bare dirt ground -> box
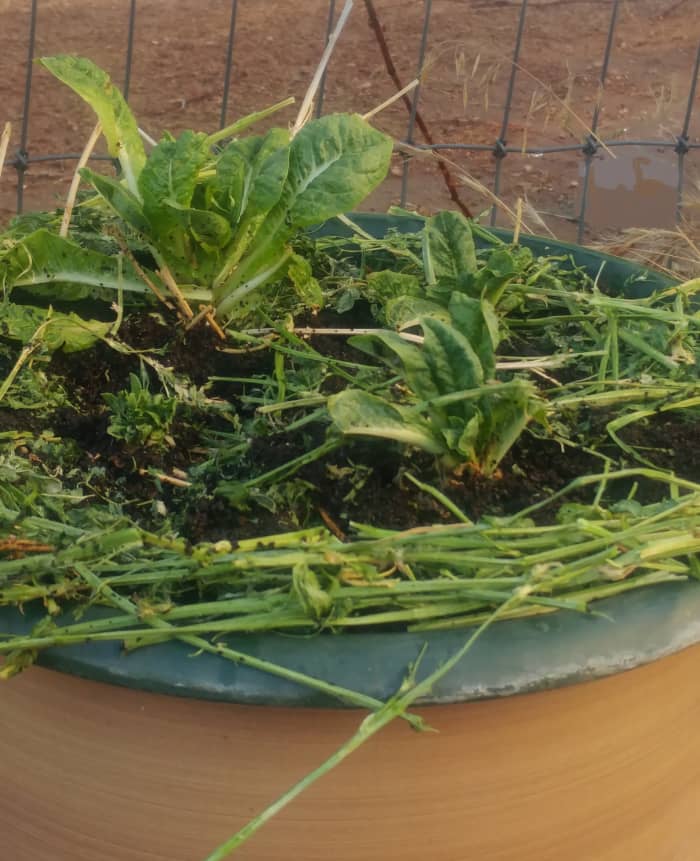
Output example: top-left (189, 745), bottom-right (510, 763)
top-left (0, 0), bottom-right (698, 243)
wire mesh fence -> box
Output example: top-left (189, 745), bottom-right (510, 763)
top-left (1, 0), bottom-right (699, 244)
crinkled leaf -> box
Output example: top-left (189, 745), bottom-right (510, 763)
top-left (439, 413), bottom-right (481, 465)
top-left (349, 330), bottom-right (440, 401)
top-left (39, 55), bottom-right (146, 194)
top-left (139, 130), bottom-right (210, 213)
top-left (366, 270), bottom-right (421, 302)
top-left (287, 114), bottom-right (393, 227)
top-left (211, 130), bottom-right (292, 295)
top-left (188, 208), bottom-right (233, 251)
top-left (292, 562), bottom-right (332, 620)
top-left (138, 131), bottom-right (211, 266)
top-left (288, 253), bottom-right (323, 309)
top-left (215, 128), bottom-right (291, 226)
top-left (164, 201), bottom-right (233, 252)
top-left (328, 389), bottom-right (443, 454)
top-left (385, 295), bottom-right (450, 331)
top-left (447, 293), bottom-right (498, 378)
top-left (423, 210), bottom-right (477, 287)
top-left (420, 317), bottom-right (484, 400)
top-left (473, 248), bottom-right (519, 305)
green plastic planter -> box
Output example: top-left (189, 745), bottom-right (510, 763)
top-left (1, 216), bottom-right (699, 861)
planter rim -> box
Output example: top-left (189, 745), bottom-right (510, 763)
top-left (2, 214), bottom-right (692, 707)
top-left (2, 583), bottom-right (700, 706)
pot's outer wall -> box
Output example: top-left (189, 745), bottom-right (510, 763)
top-left (0, 215), bottom-right (694, 706)
top-left (2, 648), bottom-right (700, 861)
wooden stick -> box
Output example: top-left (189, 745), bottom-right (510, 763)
top-left (362, 79), bottom-right (419, 122)
top-left (292, 0), bottom-right (354, 137)
top-left (0, 122), bottom-right (11, 181)
top-left (111, 232), bottom-right (173, 308)
top-left (157, 260), bottom-right (195, 320)
top-left (187, 304), bottom-right (227, 341)
top-left (60, 122), bottom-right (103, 238)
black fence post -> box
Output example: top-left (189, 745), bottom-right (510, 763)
top-left (576, 0), bottom-right (620, 244)
top-left (220, 0), bottom-right (239, 130)
top-left (490, 0), bottom-right (528, 226)
top-left (15, 0), bottom-right (39, 214)
top-left (675, 41), bottom-right (700, 224)
top-left (400, 0), bottom-right (433, 208)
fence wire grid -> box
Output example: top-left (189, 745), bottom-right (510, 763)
top-left (2, 0), bottom-right (700, 243)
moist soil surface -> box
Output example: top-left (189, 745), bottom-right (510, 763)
top-left (2, 307), bottom-right (696, 545)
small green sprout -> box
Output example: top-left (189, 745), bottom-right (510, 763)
top-left (103, 372), bottom-right (177, 449)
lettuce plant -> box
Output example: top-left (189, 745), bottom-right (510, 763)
top-left (0, 56), bottom-right (393, 326)
top-left (328, 294), bottom-right (543, 476)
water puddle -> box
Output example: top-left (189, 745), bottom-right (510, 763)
top-left (580, 146), bottom-right (679, 231)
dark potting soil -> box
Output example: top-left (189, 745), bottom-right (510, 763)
top-left (3, 309), bottom-right (698, 544)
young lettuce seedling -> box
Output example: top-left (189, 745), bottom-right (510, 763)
top-left (103, 372), bottom-right (177, 449)
top-left (328, 294), bottom-right (543, 476)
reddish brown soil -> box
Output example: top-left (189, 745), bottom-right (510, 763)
top-left (1, 0), bottom-right (699, 241)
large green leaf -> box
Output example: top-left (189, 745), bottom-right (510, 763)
top-left (420, 317), bottom-right (484, 400)
top-left (328, 389), bottom-right (443, 454)
top-left (137, 130), bottom-right (211, 271)
top-left (212, 130), bottom-right (292, 292)
top-left (446, 293), bottom-right (498, 379)
top-left (349, 330), bottom-right (441, 402)
top-left (139, 131), bottom-right (211, 213)
top-left (213, 116), bottom-right (390, 320)
top-left (39, 55), bottom-right (145, 195)
top-left (215, 128), bottom-right (291, 227)
top-left (0, 229), bottom-right (155, 298)
top-left (423, 210), bottom-right (477, 288)
top-left (287, 115), bottom-right (393, 227)
top-left (477, 382), bottom-right (537, 476)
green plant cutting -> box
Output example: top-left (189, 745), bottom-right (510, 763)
top-left (1, 55), bottom-right (700, 860)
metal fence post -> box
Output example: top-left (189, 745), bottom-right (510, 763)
top-left (400, 0), bottom-right (433, 208)
top-left (15, 0), bottom-right (39, 214)
top-left (490, 0), bottom-right (528, 226)
top-left (576, 0), bottom-right (620, 243)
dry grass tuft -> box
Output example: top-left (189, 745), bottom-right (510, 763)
top-left (593, 221), bottom-right (700, 281)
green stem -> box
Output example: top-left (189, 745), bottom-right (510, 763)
top-left (244, 438), bottom-right (341, 488)
top-left (72, 565), bottom-right (427, 728)
top-left (206, 98), bottom-right (295, 147)
top-left (403, 472), bottom-right (473, 524)
top-left (202, 594), bottom-right (522, 860)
